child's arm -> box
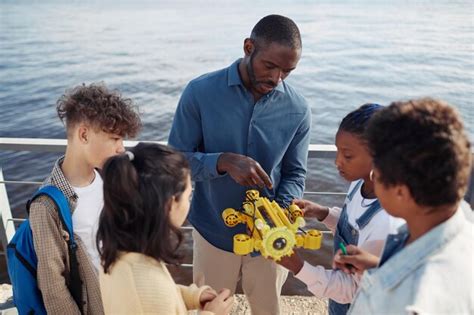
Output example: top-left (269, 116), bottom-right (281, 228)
top-left (333, 245), bottom-right (380, 275)
top-left (278, 247), bottom-right (375, 304)
top-left (289, 257), bottom-right (360, 304)
top-left (178, 285), bottom-right (233, 314)
top-left (178, 283), bottom-right (211, 310)
top-left (293, 199), bottom-right (342, 233)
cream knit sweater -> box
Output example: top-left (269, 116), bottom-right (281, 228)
top-left (100, 252), bottom-right (214, 315)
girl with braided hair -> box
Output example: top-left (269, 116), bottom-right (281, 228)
top-left (277, 104), bottom-right (404, 315)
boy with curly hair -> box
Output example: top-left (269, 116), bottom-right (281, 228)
top-left (333, 98), bottom-right (473, 314)
top-left (29, 83), bottom-right (141, 314)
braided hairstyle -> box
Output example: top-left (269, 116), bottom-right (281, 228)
top-left (338, 103), bottom-right (383, 141)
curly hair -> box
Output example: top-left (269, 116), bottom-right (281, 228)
top-left (56, 83), bottom-right (141, 138)
top-left (366, 98), bottom-right (472, 208)
top-left (97, 143), bottom-right (190, 273)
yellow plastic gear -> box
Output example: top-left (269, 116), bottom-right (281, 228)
top-left (222, 208), bottom-right (241, 227)
top-left (233, 234), bottom-right (254, 255)
top-left (288, 204), bottom-right (303, 222)
top-left (260, 227), bottom-right (296, 261)
top-left (303, 229), bottom-right (322, 250)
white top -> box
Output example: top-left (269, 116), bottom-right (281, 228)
top-left (72, 169), bottom-right (103, 271)
top-left (295, 181), bottom-right (405, 304)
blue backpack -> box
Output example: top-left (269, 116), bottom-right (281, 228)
top-left (6, 186), bottom-right (83, 315)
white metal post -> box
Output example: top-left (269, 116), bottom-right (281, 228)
top-left (0, 167), bottom-right (15, 253)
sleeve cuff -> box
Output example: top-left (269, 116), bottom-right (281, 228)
top-left (321, 206), bottom-right (341, 232)
top-left (295, 261), bottom-right (316, 282)
top-left (194, 285), bottom-right (212, 310)
top-left (294, 261), bottom-right (327, 298)
top-left (204, 152), bottom-right (226, 178)
top-left (179, 284), bottom-right (211, 310)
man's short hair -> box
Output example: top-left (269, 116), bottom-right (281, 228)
top-left (56, 83), bottom-right (141, 138)
top-left (251, 14), bottom-right (302, 49)
top-left (366, 98), bottom-right (472, 208)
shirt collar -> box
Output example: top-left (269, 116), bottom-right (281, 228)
top-left (227, 58), bottom-right (286, 94)
top-left (366, 208), bottom-right (468, 290)
top-left (43, 156), bottom-right (78, 205)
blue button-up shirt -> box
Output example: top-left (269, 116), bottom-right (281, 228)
top-left (349, 207), bottom-right (474, 314)
top-left (168, 59), bottom-right (311, 252)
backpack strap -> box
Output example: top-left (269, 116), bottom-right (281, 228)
top-left (32, 186), bottom-right (83, 314)
top-left (33, 186), bottom-right (75, 243)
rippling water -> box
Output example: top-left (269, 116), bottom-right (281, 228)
top-left (1, 0), bottom-right (473, 294)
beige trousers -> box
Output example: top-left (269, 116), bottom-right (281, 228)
top-left (192, 229), bottom-right (288, 315)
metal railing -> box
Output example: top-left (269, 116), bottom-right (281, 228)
top-left (0, 138), bottom-right (345, 268)
top-left (1, 137), bottom-right (473, 266)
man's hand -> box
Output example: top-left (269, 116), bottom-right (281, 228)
top-left (332, 245), bottom-right (380, 275)
top-left (277, 251), bottom-right (304, 275)
top-left (217, 153), bottom-right (273, 189)
top-left (293, 199), bottom-right (329, 221)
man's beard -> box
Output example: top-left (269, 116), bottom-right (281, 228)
top-left (246, 52), bottom-right (277, 93)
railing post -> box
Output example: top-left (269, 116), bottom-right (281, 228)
top-left (466, 166), bottom-right (474, 208)
top-left (0, 167), bottom-right (15, 259)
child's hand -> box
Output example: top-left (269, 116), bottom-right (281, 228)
top-left (332, 245), bottom-right (380, 275)
top-left (199, 288), bottom-right (217, 307)
top-left (277, 251), bottom-right (304, 275)
top-left (203, 288), bottom-right (234, 315)
top-left (293, 199), bottom-right (329, 221)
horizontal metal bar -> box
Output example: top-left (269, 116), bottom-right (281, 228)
top-left (7, 219), bottom-right (334, 235)
top-left (179, 263), bottom-right (193, 268)
top-left (7, 218), bottom-right (26, 223)
top-left (0, 138), bottom-right (337, 158)
top-left (0, 180), bottom-right (42, 185)
top-left (304, 191), bottom-right (346, 196)
top-left (0, 180), bottom-right (346, 197)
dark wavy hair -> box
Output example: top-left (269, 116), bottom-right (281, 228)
top-left (366, 98), bottom-right (472, 208)
top-left (97, 142), bottom-right (190, 273)
top-left (57, 82), bottom-right (141, 138)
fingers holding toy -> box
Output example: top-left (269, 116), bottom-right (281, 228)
top-left (332, 244), bottom-right (380, 275)
top-left (217, 153), bottom-right (273, 189)
top-left (292, 199), bottom-right (329, 221)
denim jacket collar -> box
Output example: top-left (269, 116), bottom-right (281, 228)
top-left (227, 58), bottom-right (285, 93)
top-left (365, 208), bottom-right (467, 290)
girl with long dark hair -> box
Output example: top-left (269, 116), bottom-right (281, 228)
top-left (97, 143), bottom-right (233, 315)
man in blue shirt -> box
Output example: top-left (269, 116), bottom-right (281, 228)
top-left (168, 15), bottom-right (311, 314)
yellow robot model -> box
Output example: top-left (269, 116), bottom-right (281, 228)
top-left (222, 190), bottom-right (322, 261)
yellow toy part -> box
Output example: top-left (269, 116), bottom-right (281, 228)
top-left (221, 190), bottom-right (323, 261)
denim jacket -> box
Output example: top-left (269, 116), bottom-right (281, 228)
top-left (349, 207), bottom-right (473, 314)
